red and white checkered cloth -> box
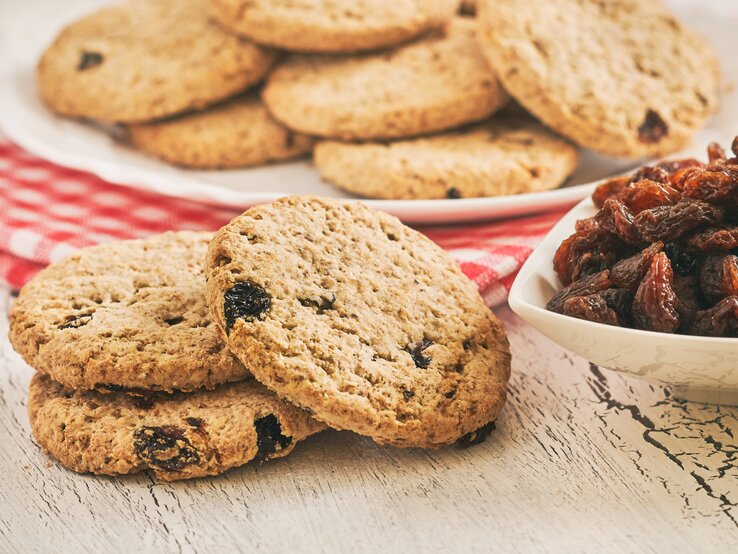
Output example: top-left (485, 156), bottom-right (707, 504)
top-left (0, 140), bottom-right (567, 306)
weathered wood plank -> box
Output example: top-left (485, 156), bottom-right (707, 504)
top-left (0, 287), bottom-right (735, 552)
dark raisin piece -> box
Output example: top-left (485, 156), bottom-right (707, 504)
top-left (688, 226), bottom-right (738, 252)
top-left (674, 275), bottom-right (702, 333)
top-left (164, 316), bottom-right (184, 326)
top-left (59, 314), bottom-right (93, 330)
top-left (186, 417), bottom-right (204, 428)
top-left (553, 227), bottom-right (622, 285)
top-left (403, 338), bottom-right (433, 368)
top-left (700, 254), bottom-right (738, 305)
top-left (610, 242), bottom-right (663, 291)
top-left (444, 388), bottom-right (457, 399)
top-left (621, 180), bottom-right (680, 214)
top-left (657, 158), bottom-right (703, 177)
top-left (634, 200), bottom-right (722, 242)
top-left (457, 421), bottom-right (496, 448)
top-left (595, 199), bottom-right (642, 245)
top-left (681, 164), bottom-right (738, 204)
top-left (78, 51), bottom-right (103, 71)
top-left (707, 142), bottom-right (727, 162)
top-left (560, 294), bottom-right (621, 326)
top-left (298, 293), bottom-right (335, 313)
top-left (546, 270), bottom-right (613, 313)
top-left (223, 281), bottom-right (271, 332)
top-left (446, 187), bottom-right (462, 199)
top-left (638, 109), bottom-right (668, 144)
top-left (632, 252), bottom-right (680, 333)
top-left (133, 426), bottom-right (200, 471)
top-left (402, 389), bottom-right (415, 401)
top-left (462, 339), bottom-right (472, 351)
top-left (629, 166), bottom-right (669, 185)
top-left (600, 288), bottom-right (634, 325)
top-left (663, 242), bottom-right (699, 276)
top-left (253, 415), bottom-right (292, 463)
top-left (592, 176), bottom-right (630, 209)
top-left (691, 296), bottom-right (738, 336)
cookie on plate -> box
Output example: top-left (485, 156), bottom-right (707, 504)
top-left (205, 197), bottom-right (512, 448)
top-left (29, 373), bottom-right (325, 481)
top-left (314, 116), bottom-right (579, 199)
top-left (262, 19), bottom-right (508, 140)
top-left (37, 0), bottom-right (277, 123)
top-left (127, 94), bottom-right (314, 169)
top-left (207, 0), bottom-right (456, 53)
top-left (9, 232), bottom-right (249, 393)
top-left (477, 0), bottom-right (719, 158)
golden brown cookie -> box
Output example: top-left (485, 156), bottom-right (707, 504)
top-left (127, 94), bottom-right (314, 169)
top-left (9, 232), bottom-right (249, 393)
top-left (314, 116), bottom-right (580, 199)
top-left (205, 197), bottom-right (511, 448)
top-left (29, 373), bottom-right (325, 481)
top-left (477, 0), bottom-right (719, 158)
top-left (37, 0), bottom-right (277, 123)
top-left (262, 19), bottom-right (508, 140)
top-left (207, 0), bottom-right (456, 53)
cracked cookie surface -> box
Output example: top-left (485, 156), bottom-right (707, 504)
top-left (28, 373), bottom-right (325, 481)
top-left (205, 196), bottom-right (511, 448)
top-left (37, 0), bottom-right (276, 122)
top-left (9, 231), bottom-right (249, 392)
top-left (477, 0), bottom-right (719, 158)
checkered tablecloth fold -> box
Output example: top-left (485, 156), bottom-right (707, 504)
top-left (0, 141), bottom-right (566, 304)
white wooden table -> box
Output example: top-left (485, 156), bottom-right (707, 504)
top-left (1, 288), bottom-right (736, 552)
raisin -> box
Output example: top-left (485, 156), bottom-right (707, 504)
top-left (58, 313), bottom-right (93, 330)
top-left (186, 417), bottom-right (204, 428)
top-left (691, 296), bottom-right (738, 337)
top-left (78, 51), bottom-right (103, 71)
top-left (457, 421), bottom-right (496, 448)
top-left (674, 275), bottom-right (702, 333)
top-left (610, 242), bottom-right (663, 291)
top-left (700, 254), bottom-right (738, 305)
top-left (164, 316), bottom-right (184, 326)
top-left (446, 187), bottom-right (462, 199)
top-left (553, 227), bottom-right (622, 285)
top-left (546, 270), bottom-right (612, 313)
top-left (707, 142), bottom-right (727, 162)
top-left (632, 253), bottom-right (680, 333)
top-left (592, 176), bottom-right (630, 209)
top-left (561, 294), bottom-right (621, 326)
top-left (681, 164), bottom-right (738, 204)
top-left (638, 109), bottom-right (668, 144)
top-left (630, 166), bottom-right (669, 185)
top-left (253, 415), bottom-right (292, 463)
top-left (298, 293), bottom-right (335, 313)
top-left (621, 180), bottom-right (680, 213)
top-left (403, 338), bottom-right (433, 368)
top-left (657, 158), bottom-right (702, 175)
top-left (600, 288), bottom-right (634, 325)
top-left (634, 200), bottom-right (722, 242)
top-left (688, 226), bottom-right (738, 252)
top-left (595, 199), bottom-right (642, 245)
top-left (663, 242), bottom-right (699, 276)
top-left (223, 281), bottom-right (271, 332)
top-left (133, 426), bottom-right (200, 471)
top-left (402, 389), bottom-right (415, 401)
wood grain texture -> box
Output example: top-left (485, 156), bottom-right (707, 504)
top-left (0, 287), bottom-right (736, 552)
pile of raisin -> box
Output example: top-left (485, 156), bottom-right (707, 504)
top-left (547, 137), bottom-right (738, 337)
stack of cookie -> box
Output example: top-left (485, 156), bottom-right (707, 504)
top-left (9, 197), bottom-right (512, 481)
top-left (36, 0), bottom-right (719, 200)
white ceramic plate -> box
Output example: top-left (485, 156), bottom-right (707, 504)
top-left (509, 197), bottom-right (738, 406)
top-left (0, 0), bottom-right (736, 223)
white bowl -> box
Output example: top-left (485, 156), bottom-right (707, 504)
top-left (509, 197), bottom-right (738, 406)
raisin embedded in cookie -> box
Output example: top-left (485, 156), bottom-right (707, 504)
top-left (314, 115), bottom-right (580, 199)
top-left (127, 94), bottom-right (314, 169)
top-left (37, 0), bottom-right (277, 123)
top-left (477, 0), bottom-right (719, 158)
top-left (262, 18), bottom-right (508, 141)
top-left (9, 232), bottom-right (250, 393)
top-left (28, 374), bottom-right (325, 481)
top-left (205, 196), bottom-right (512, 448)
top-left (207, 0), bottom-right (456, 53)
